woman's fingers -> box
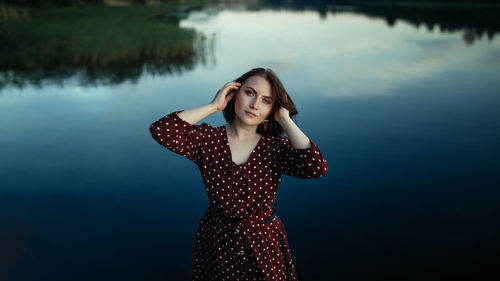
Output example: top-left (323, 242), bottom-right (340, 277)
top-left (220, 83), bottom-right (240, 99)
top-left (225, 91), bottom-right (235, 101)
top-left (224, 82), bottom-right (241, 94)
top-left (274, 106), bottom-right (290, 123)
top-left (212, 82), bottom-right (241, 111)
top-left (217, 82), bottom-right (239, 97)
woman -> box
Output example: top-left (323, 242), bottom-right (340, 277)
top-left (150, 68), bottom-right (328, 280)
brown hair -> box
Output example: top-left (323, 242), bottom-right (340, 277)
top-left (223, 68), bottom-right (298, 136)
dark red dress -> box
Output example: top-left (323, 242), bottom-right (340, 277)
top-left (150, 111), bottom-right (328, 281)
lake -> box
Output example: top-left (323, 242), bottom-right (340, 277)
top-left (1, 1), bottom-right (499, 280)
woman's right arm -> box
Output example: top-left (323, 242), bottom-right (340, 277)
top-left (149, 81), bottom-right (240, 163)
top-left (178, 81), bottom-right (241, 124)
top-left (149, 110), bottom-right (204, 163)
top-left (176, 103), bottom-right (218, 125)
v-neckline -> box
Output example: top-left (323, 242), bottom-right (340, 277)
top-left (223, 125), bottom-right (264, 166)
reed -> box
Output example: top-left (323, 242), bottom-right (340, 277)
top-left (0, 4), bottom-right (207, 89)
top-left (0, 4), bottom-right (31, 22)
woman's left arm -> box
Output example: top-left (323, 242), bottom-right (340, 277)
top-left (275, 107), bottom-right (328, 178)
top-left (276, 108), bottom-right (311, 149)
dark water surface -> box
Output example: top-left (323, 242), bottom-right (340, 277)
top-left (1, 1), bottom-right (500, 281)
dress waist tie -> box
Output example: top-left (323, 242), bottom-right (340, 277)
top-left (207, 205), bottom-right (276, 227)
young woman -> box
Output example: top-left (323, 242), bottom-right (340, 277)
top-left (150, 68), bottom-right (328, 280)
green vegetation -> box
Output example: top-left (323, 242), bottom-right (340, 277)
top-left (0, 3), bottom-right (206, 89)
top-left (0, 4), bottom-right (31, 22)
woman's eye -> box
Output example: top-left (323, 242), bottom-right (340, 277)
top-left (263, 99), bottom-right (271, 104)
top-left (246, 91), bottom-right (253, 96)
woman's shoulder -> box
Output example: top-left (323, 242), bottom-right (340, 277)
top-left (196, 123), bottom-right (226, 139)
top-left (265, 134), bottom-right (316, 152)
top-left (261, 133), bottom-right (288, 150)
top-left (267, 134), bottom-right (287, 143)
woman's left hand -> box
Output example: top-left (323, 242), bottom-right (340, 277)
top-left (274, 106), bottom-right (290, 125)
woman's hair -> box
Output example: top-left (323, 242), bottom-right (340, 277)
top-left (223, 68), bottom-right (298, 136)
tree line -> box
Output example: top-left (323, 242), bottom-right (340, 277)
top-left (1, 0), bottom-right (177, 7)
top-left (5, 0), bottom-right (500, 8)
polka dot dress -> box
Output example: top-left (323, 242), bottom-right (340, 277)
top-left (150, 111), bottom-right (328, 280)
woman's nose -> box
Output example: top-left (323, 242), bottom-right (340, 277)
top-left (250, 97), bottom-right (261, 109)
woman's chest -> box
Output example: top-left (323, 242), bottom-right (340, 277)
top-left (200, 134), bottom-right (280, 182)
top-left (227, 137), bottom-right (261, 165)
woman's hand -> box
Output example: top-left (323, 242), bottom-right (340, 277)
top-left (274, 106), bottom-right (291, 125)
top-left (211, 82), bottom-right (241, 112)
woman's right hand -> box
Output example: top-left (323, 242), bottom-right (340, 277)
top-left (211, 82), bottom-right (241, 112)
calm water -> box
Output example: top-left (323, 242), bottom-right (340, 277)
top-left (1, 2), bottom-right (500, 281)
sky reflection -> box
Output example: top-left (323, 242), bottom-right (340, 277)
top-left (179, 9), bottom-right (500, 98)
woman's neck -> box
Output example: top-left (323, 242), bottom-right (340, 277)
top-left (227, 120), bottom-right (260, 141)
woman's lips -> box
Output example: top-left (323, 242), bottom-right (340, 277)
top-left (245, 111), bottom-right (257, 118)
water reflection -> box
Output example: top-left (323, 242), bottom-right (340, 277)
top-left (177, 1), bottom-right (500, 45)
top-left (350, 3), bottom-right (500, 45)
top-left (0, 5), bottom-right (209, 91)
top-left (179, 6), bottom-right (499, 98)
top-left (1, 1), bottom-right (499, 92)
top-left (1, 1), bottom-right (500, 281)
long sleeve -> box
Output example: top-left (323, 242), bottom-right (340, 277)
top-left (278, 136), bottom-right (328, 178)
top-left (149, 111), bottom-right (208, 165)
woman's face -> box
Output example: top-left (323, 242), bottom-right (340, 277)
top-left (234, 75), bottom-right (275, 127)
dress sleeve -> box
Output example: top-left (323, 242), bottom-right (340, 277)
top-left (149, 110), bottom-right (206, 164)
top-left (278, 136), bottom-right (328, 179)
